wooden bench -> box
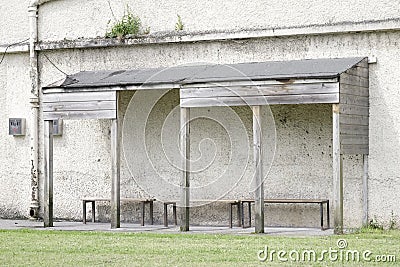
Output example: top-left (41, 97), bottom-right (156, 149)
top-left (240, 199), bottom-right (330, 230)
top-left (163, 200), bottom-right (241, 228)
top-left (82, 197), bottom-right (156, 226)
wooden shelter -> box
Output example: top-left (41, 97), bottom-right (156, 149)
top-left (42, 57), bottom-right (369, 233)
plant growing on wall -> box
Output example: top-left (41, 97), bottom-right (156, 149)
top-left (175, 14), bottom-right (184, 31)
top-left (106, 6), bottom-right (143, 39)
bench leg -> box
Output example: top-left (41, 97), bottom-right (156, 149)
top-left (92, 201), bottom-right (96, 223)
top-left (229, 203), bottom-right (233, 228)
top-left (320, 203), bottom-right (324, 230)
top-left (173, 204), bottom-right (177, 225)
top-left (141, 202), bottom-right (145, 226)
top-left (83, 201), bottom-right (87, 224)
top-left (248, 202), bottom-right (252, 227)
top-left (241, 202), bottom-right (252, 228)
top-left (237, 203), bottom-right (241, 227)
top-left (327, 201), bottom-right (330, 229)
top-left (150, 201), bottom-right (154, 225)
top-left (164, 203), bottom-right (168, 227)
top-left (241, 202), bottom-right (244, 228)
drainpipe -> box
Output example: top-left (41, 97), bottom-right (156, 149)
top-left (28, 0), bottom-right (55, 219)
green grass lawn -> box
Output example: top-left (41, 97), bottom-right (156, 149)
top-left (0, 229), bottom-right (398, 266)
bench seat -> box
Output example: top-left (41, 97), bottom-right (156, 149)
top-left (82, 197), bottom-right (156, 226)
top-left (163, 200), bottom-right (241, 228)
top-left (240, 198), bottom-right (330, 230)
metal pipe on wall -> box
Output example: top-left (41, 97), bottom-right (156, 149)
top-left (28, 0), bottom-right (56, 219)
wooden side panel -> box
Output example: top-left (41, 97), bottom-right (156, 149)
top-left (339, 58), bottom-right (369, 155)
top-left (42, 91), bottom-right (117, 120)
top-left (180, 81), bottom-right (339, 107)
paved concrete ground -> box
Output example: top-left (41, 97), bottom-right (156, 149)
top-left (0, 219), bottom-right (333, 236)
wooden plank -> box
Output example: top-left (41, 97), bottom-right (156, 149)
top-left (340, 84), bottom-right (369, 97)
top-left (42, 91), bottom-right (116, 103)
top-left (340, 124), bottom-right (369, 135)
top-left (341, 144), bottom-right (369, 155)
top-left (345, 66), bottom-right (369, 78)
top-left (362, 155), bottom-right (369, 225)
top-left (180, 107), bottom-right (190, 232)
top-left (357, 58), bottom-right (369, 68)
top-left (181, 78), bottom-right (339, 89)
top-left (341, 135), bottom-right (369, 145)
top-left (340, 114), bottom-right (369, 126)
top-left (43, 109), bottom-right (116, 120)
top-left (340, 94), bottom-right (369, 106)
top-left (252, 106), bottom-right (264, 233)
top-left (110, 117), bottom-right (120, 229)
top-left (340, 73), bottom-right (369, 88)
top-left (43, 100), bottom-right (116, 112)
top-left (180, 93), bottom-right (339, 107)
top-left (43, 120), bottom-right (54, 227)
top-left (332, 104), bottom-right (343, 234)
top-left (340, 104), bottom-right (369, 116)
top-left (180, 82), bottom-right (339, 98)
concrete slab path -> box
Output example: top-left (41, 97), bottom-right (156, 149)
top-left (0, 219), bottom-right (333, 236)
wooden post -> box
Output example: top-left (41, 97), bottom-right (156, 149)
top-left (252, 106), bottom-right (264, 233)
top-left (111, 118), bottom-right (120, 229)
top-left (44, 120), bottom-right (53, 227)
top-left (332, 104), bottom-right (343, 234)
top-left (362, 154), bottom-right (369, 225)
top-left (180, 107), bottom-right (190, 231)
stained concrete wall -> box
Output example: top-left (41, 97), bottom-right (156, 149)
top-left (0, 54), bottom-right (31, 218)
top-left (0, 0), bottom-right (399, 228)
top-left (2, 0), bottom-right (400, 45)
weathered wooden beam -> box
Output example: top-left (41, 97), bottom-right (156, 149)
top-left (42, 100), bottom-right (116, 112)
top-left (339, 94), bottom-right (369, 106)
top-left (252, 106), bottom-right (264, 234)
top-left (42, 91), bottom-right (116, 103)
top-left (181, 78), bottom-right (338, 89)
top-left (340, 84), bottom-right (369, 97)
top-left (180, 82), bottom-right (339, 98)
top-left (339, 114), bottom-right (369, 126)
top-left (181, 93), bottom-right (339, 108)
top-left (43, 120), bottom-right (54, 227)
top-left (340, 73), bottom-right (369, 88)
top-left (332, 104), bottom-right (343, 234)
top-left (180, 107), bottom-right (190, 231)
top-left (43, 110), bottom-right (116, 120)
top-left (340, 104), bottom-right (369, 116)
top-left (110, 110), bottom-right (120, 228)
top-left (362, 155), bottom-right (369, 225)
top-left (344, 66), bottom-right (369, 78)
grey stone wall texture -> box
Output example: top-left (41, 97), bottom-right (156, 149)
top-left (0, 0), bottom-right (399, 229)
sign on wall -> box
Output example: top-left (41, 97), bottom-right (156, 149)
top-left (9, 118), bottom-right (26, 136)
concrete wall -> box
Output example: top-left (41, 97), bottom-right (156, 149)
top-left (0, 0), bottom-right (399, 228)
top-left (0, 54), bottom-right (31, 218)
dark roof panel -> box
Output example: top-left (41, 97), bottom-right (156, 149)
top-left (44, 57), bottom-right (366, 89)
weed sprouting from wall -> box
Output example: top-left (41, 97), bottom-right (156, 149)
top-left (175, 14), bottom-right (184, 31)
top-left (106, 5), bottom-right (144, 39)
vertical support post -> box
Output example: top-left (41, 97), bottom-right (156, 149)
top-left (111, 118), bottom-right (120, 229)
top-left (180, 107), bottom-right (190, 231)
top-left (252, 106), bottom-right (264, 233)
top-left (43, 120), bottom-right (53, 227)
top-left (332, 104), bottom-right (343, 234)
top-left (362, 154), bottom-right (369, 225)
